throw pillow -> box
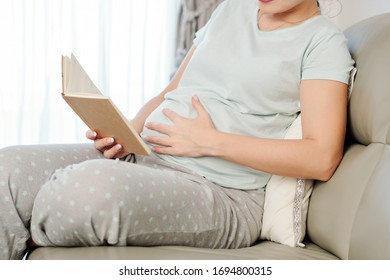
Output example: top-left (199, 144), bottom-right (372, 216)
top-left (260, 114), bottom-right (314, 247)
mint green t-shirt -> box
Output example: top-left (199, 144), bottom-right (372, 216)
top-left (142, 0), bottom-right (355, 190)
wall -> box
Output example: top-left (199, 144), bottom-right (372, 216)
top-left (330, 0), bottom-right (390, 30)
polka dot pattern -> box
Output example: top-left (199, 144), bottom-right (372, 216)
top-left (1, 144), bottom-right (265, 260)
top-left (0, 144), bottom-right (104, 259)
top-left (30, 155), bottom-right (264, 251)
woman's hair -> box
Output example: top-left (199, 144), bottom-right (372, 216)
top-left (318, 0), bottom-right (343, 17)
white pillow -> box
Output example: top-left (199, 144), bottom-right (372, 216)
top-left (260, 115), bottom-right (314, 247)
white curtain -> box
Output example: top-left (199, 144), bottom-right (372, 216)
top-left (0, 0), bottom-right (179, 148)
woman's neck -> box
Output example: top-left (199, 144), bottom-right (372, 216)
top-left (258, 2), bottom-right (320, 31)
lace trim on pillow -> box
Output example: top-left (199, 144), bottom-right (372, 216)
top-left (293, 178), bottom-right (306, 247)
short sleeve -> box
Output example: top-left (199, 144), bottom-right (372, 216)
top-left (302, 30), bottom-right (355, 84)
top-left (193, 1), bottom-right (228, 46)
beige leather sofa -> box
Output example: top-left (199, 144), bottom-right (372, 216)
top-left (14, 13), bottom-right (390, 260)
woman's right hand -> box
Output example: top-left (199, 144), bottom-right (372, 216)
top-left (86, 130), bottom-right (130, 159)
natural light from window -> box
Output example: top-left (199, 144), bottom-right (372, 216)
top-left (0, 0), bottom-right (179, 148)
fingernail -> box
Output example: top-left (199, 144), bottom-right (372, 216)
top-left (107, 138), bottom-right (114, 144)
top-left (116, 144), bottom-right (122, 150)
top-left (92, 131), bottom-right (97, 137)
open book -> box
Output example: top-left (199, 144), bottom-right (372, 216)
top-left (61, 54), bottom-right (151, 155)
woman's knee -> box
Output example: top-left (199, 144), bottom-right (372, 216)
top-left (31, 159), bottom-right (129, 246)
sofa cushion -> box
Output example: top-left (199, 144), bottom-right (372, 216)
top-left (307, 13), bottom-right (390, 260)
top-left (346, 13), bottom-right (390, 146)
top-left (27, 241), bottom-right (338, 260)
top-left (307, 144), bottom-right (385, 259)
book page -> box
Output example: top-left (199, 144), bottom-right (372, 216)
top-left (64, 92), bottom-right (108, 98)
top-left (61, 55), bottom-right (70, 93)
top-left (63, 54), bottom-right (102, 95)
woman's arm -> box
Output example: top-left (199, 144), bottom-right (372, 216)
top-left (211, 80), bottom-right (348, 181)
top-left (146, 79), bottom-right (349, 181)
top-left (86, 46), bottom-right (197, 159)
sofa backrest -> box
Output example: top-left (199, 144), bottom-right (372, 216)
top-left (306, 13), bottom-right (390, 260)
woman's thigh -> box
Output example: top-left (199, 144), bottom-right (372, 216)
top-left (31, 156), bottom-right (264, 249)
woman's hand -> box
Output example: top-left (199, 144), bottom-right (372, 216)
top-left (144, 95), bottom-right (217, 157)
top-left (86, 131), bottom-right (130, 159)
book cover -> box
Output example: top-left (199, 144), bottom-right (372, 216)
top-left (61, 54), bottom-right (151, 156)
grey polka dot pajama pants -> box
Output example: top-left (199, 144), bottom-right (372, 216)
top-left (0, 144), bottom-right (264, 259)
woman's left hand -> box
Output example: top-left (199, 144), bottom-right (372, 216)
top-left (144, 95), bottom-right (217, 157)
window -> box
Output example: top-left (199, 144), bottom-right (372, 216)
top-left (0, 0), bottom-right (179, 147)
